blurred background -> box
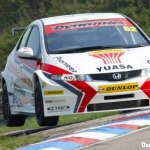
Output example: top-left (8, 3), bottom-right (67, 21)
top-left (0, 0), bottom-right (150, 79)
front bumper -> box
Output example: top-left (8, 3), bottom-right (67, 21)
top-left (38, 73), bottom-right (150, 116)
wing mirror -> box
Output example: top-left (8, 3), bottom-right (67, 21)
top-left (17, 47), bottom-right (34, 58)
top-left (17, 47), bottom-right (41, 61)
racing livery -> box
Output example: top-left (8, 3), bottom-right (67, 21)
top-left (1, 13), bottom-right (150, 126)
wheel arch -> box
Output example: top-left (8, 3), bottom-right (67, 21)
top-left (1, 71), bottom-right (6, 87)
top-left (1, 77), bottom-right (5, 88)
top-left (32, 71), bottom-right (45, 92)
top-left (1, 71), bottom-right (11, 91)
top-left (33, 72), bottom-right (39, 92)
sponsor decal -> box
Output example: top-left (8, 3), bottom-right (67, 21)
top-left (54, 57), bottom-right (77, 72)
top-left (98, 82), bottom-right (139, 94)
top-left (14, 83), bottom-right (25, 96)
top-left (8, 61), bottom-right (33, 88)
top-left (61, 74), bottom-right (76, 81)
top-left (14, 88), bottom-right (25, 96)
top-left (8, 61), bottom-right (20, 78)
top-left (12, 95), bottom-right (19, 104)
top-left (47, 106), bottom-right (70, 112)
top-left (89, 49), bottom-right (133, 72)
top-left (45, 18), bottom-right (134, 34)
top-left (96, 64), bottom-right (133, 72)
top-left (45, 99), bottom-right (66, 103)
top-left (44, 90), bottom-right (64, 95)
top-left (53, 20), bottom-right (125, 31)
top-left (89, 49), bottom-right (125, 64)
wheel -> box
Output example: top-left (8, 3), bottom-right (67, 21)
top-left (2, 83), bottom-right (27, 126)
top-left (34, 80), bottom-right (59, 126)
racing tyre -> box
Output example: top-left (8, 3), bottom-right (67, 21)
top-left (35, 80), bottom-right (59, 126)
top-left (2, 83), bottom-right (27, 126)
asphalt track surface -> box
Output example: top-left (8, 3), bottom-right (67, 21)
top-left (80, 126), bottom-right (150, 150)
top-left (15, 109), bottom-right (150, 150)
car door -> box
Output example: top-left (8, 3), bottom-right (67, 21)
top-left (15, 26), bottom-right (41, 112)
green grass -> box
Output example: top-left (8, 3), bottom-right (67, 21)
top-left (0, 112), bottom-right (118, 150)
top-left (0, 135), bottom-right (44, 150)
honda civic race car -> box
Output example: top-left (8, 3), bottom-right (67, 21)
top-left (1, 13), bottom-right (150, 127)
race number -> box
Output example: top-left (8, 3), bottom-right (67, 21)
top-left (123, 26), bottom-right (137, 32)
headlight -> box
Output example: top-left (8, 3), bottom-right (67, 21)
top-left (141, 68), bottom-right (150, 76)
top-left (43, 72), bottom-right (93, 81)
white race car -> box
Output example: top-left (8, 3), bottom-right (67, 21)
top-left (1, 13), bottom-right (150, 126)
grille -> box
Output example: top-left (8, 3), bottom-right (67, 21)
top-left (90, 70), bottom-right (141, 81)
top-left (87, 99), bottom-right (149, 111)
top-left (104, 94), bottom-right (134, 100)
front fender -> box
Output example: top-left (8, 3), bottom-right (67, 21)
top-left (1, 71), bottom-right (11, 91)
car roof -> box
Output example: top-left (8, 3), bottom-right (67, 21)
top-left (40, 13), bottom-right (126, 25)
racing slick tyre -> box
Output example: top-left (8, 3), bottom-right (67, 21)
top-left (35, 80), bottom-right (59, 126)
top-left (2, 83), bottom-right (27, 127)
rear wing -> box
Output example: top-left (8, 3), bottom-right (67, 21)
top-left (12, 27), bottom-right (26, 36)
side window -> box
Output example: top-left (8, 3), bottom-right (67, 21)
top-left (18, 27), bottom-right (32, 49)
top-left (26, 26), bottom-right (40, 56)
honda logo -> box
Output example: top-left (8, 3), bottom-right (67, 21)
top-left (112, 73), bottom-right (121, 79)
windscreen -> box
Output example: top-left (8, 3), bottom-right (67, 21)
top-left (44, 18), bottom-right (149, 54)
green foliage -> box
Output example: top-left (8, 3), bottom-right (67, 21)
top-left (0, 0), bottom-right (150, 74)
